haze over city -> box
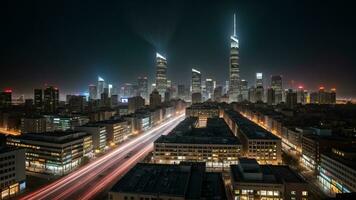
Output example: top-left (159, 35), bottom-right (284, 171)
top-left (1, 0), bottom-right (355, 99)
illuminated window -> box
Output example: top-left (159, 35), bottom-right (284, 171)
top-left (273, 191), bottom-right (279, 196)
top-left (267, 191), bottom-right (273, 196)
top-left (291, 191), bottom-right (296, 195)
top-left (302, 191), bottom-right (308, 196)
top-left (260, 190), bottom-right (266, 195)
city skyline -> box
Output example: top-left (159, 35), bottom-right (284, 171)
top-left (1, 0), bottom-right (355, 99)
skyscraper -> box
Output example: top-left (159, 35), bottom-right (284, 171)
top-left (108, 84), bottom-right (113, 97)
top-left (149, 89), bottom-right (162, 109)
top-left (256, 73), bottom-right (263, 87)
top-left (205, 78), bottom-right (214, 99)
top-left (229, 13), bottom-right (240, 102)
top-left (271, 75), bottom-right (283, 104)
top-left (34, 89), bottom-right (43, 111)
top-left (240, 79), bottom-right (249, 101)
top-left (191, 68), bottom-right (202, 94)
top-left (0, 89), bottom-right (12, 108)
top-left (44, 86), bottom-right (59, 113)
top-left (97, 76), bottom-right (105, 99)
top-left (155, 53), bottom-right (167, 98)
top-left (89, 84), bottom-right (97, 100)
top-left (137, 76), bottom-right (148, 101)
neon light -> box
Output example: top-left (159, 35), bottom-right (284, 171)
top-left (156, 53), bottom-right (166, 60)
top-left (4, 89), bottom-right (12, 93)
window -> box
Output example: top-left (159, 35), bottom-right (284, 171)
top-left (291, 191), bottom-right (296, 195)
top-left (260, 190), bottom-right (266, 196)
top-left (302, 191), bottom-right (308, 196)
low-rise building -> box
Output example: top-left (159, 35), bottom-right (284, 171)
top-left (318, 147), bottom-right (356, 195)
top-left (223, 110), bottom-right (282, 165)
top-left (96, 119), bottom-right (130, 145)
top-left (75, 125), bottom-right (107, 153)
top-left (108, 162), bottom-right (227, 200)
top-left (186, 103), bottom-right (220, 127)
top-left (153, 117), bottom-right (241, 169)
top-left (230, 158), bottom-right (309, 200)
top-left (0, 147), bottom-right (26, 199)
top-left (6, 131), bottom-right (92, 177)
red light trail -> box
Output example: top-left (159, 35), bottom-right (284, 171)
top-left (20, 114), bottom-right (185, 200)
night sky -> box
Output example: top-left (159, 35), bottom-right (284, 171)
top-left (1, 0), bottom-right (355, 98)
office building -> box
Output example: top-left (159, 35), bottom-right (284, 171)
top-left (191, 68), bottom-right (202, 94)
top-left (20, 116), bottom-right (48, 133)
top-left (149, 89), bottom-right (161, 109)
top-left (318, 147), bottom-right (356, 194)
top-left (43, 86), bottom-right (59, 113)
top-left (271, 75), bottom-right (283, 104)
top-left (230, 158), bottom-right (309, 200)
top-left (223, 110), bottom-right (282, 165)
top-left (229, 13), bottom-right (240, 102)
top-left (213, 86), bottom-right (223, 102)
top-left (75, 125), bottom-right (107, 153)
top-left (205, 78), bottom-right (215, 100)
top-left (0, 89), bottom-right (12, 108)
top-left (267, 88), bottom-right (275, 105)
top-left (7, 131), bottom-right (93, 176)
top-left (191, 92), bottom-right (202, 104)
top-left (256, 73), bottom-right (263, 87)
top-left (97, 76), bottom-right (105, 99)
top-left (89, 84), bottom-right (97, 100)
top-left (185, 103), bottom-right (220, 127)
top-left (128, 96), bottom-right (145, 114)
top-left (0, 147), bottom-right (26, 199)
top-left (96, 119), bottom-right (130, 145)
top-left (155, 53), bottom-right (168, 98)
top-left (137, 76), bottom-right (148, 101)
top-left (286, 89), bottom-right (298, 109)
top-left (67, 95), bottom-right (86, 113)
top-left (240, 79), bottom-right (249, 101)
top-left (34, 89), bottom-right (43, 111)
top-left (154, 117), bottom-right (241, 169)
top-left (108, 162), bottom-right (227, 200)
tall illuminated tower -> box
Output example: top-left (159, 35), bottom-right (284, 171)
top-left (97, 76), bottom-right (105, 99)
top-left (155, 53), bottom-right (168, 98)
top-left (229, 13), bottom-right (240, 102)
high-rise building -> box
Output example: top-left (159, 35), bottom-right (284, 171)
top-left (137, 76), bottom-right (148, 101)
top-left (267, 88), bottom-right (275, 105)
top-left (0, 147), bottom-right (26, 199)
top-left (297, 86), bottom-right (306, 104)
top-left (271, 75), bottom-right (283, 104)
top-left (44, 86), bottom-right (59, 113)
top-left (286, 89), bottom-right (297, 109)
top-left (128, 96), bottom-right (145, 114)
top-left (177, 84), bottom-right (186, 100)
top-left (67, 95), bottom-right (86, 113)
top-left (155, 53), bottom-right (168, 98)
top-left (205, 78), bottom-right (214, 99)
top-left (88, 84), bottom-right (97, 100)
top-left (0, 89), bottom-right (12, 108)
top-left (149, 89), bottom-right (161, 109)
top-left (256, 73), bottom-right (263, 87)
top-left (97, 76), bottom-right (105, 99)
top-left (229, 13), bottom-right (240, 102)
top-left (240, 79), bottom-right (249, 101)
top-left (34, 89), bottom-right (43, 111)
top-left (213, 86), bottom-right (223, 102)
top-left (191, 68), bottom-right (201, 94)
top-left (108, 84), bottom-right (113, 97)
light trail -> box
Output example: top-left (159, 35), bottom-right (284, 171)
top-left (0, 127), bottom-right (21, 135)
top-left (21, 114), bottom-right (185, 200)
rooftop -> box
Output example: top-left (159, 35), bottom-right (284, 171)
top-left (231, 158), bottom-right (306, 184)
top-left (155, 117), bottom-right (240, 145)
top-left (110, 162), bottom-right (226, 199)
top-left (225, 110), bottom-right (280, 140)
top-left (8, 131), bottom-right (90, 144)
